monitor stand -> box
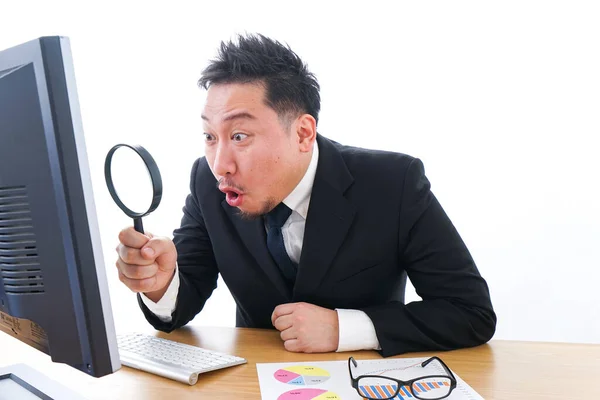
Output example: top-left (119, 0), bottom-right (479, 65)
top-left (0, 364), bottom-right (86, 400)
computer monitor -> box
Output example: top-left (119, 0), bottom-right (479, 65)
top-left (0, 35), bottom-right (120, 392)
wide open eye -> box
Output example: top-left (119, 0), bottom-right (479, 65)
top-left (232, 133), bottom-right (248, 142)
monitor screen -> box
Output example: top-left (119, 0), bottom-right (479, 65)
top-left (0, 36), bottom-right (120, 378)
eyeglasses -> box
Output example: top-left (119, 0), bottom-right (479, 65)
top-left (348, 356), bottom-right (457, 400)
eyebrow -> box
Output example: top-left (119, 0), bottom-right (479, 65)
top-left (201, 111), bottom-right (257, 123)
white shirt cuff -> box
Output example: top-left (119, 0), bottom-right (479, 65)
top-left (335, 309), bottom-right (381, 352)
top-left (139, 266), bottom-right (180, 323)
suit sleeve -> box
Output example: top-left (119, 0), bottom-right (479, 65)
top-left (138, 159), bottom-right (219, 332)
top-left (361, 158), bottom-right (497, 356)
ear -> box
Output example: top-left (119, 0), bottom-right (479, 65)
top-left (295, 114), bottom-right (317, 152)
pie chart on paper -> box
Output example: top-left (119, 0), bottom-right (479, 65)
top-left (274, 365), bottom-right (331, 385)
top-left (277, 389), bottom-right (341, 400)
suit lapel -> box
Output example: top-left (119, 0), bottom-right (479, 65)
top-left (294, 136), bottom-right (356, 296)
top-left (221, 201), bottom-right (292, 300)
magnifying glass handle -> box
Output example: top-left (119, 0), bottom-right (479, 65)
top-left (134, 218), bottom-right (144, 234)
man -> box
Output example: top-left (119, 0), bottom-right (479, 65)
top-left (116, 34), bottom-right (496, 357)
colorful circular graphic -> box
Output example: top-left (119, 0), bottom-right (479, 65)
top-left (274, 365), bottom-right (331, 386)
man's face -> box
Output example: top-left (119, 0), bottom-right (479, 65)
top-left (202, 83), bottom-right (312, 219)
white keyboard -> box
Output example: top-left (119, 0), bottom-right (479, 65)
top-left (117, 333), bottom-right (247, 385)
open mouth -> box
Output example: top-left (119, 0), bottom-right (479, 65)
top-left (223, 189), bottom-right (244, 207)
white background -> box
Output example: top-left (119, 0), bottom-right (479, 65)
top-left (1, 1), bottom-right (599, 344)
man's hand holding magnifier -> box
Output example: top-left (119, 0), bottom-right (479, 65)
top-left (115, 227), bottom-right (178, 303)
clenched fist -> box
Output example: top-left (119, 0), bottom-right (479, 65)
top-left (272, 302), bottom-right (339, 353)
top-left (115, 227), bottom-right (178, 302)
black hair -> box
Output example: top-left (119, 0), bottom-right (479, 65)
top-left (198, 34), bottom-right (320, 125)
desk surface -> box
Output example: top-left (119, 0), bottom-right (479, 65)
top-left (2, 326), bottom-right (600, 399)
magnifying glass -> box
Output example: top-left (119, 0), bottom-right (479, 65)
top-left (104, 144), bottom-right (162, 234)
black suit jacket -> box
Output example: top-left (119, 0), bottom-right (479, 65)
top-left (139, 135), bottom-right (496, 356)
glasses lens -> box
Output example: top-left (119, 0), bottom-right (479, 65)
top-left (357, 376), bottom-right (406, 399)
top-left (411, 377), bottom-right (452, 399)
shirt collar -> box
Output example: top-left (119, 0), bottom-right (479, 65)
top-left (282, 140), bottom-right (319, 220)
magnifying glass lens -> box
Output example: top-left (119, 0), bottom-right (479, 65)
top-left (109, 147), bottom-right (154, 214)
top-left (104, 144), bottom-right (162, 234)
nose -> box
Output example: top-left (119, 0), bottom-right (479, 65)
top-left (211, 142), bottom-right (236, 178)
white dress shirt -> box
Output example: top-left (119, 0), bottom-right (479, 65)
top-left (140, 141), bottom-right (381, 352)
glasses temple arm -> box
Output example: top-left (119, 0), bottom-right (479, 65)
top-left (348, 357), bottom-right (357, 381)
top-left (422, 356), bottom-right (457, 383)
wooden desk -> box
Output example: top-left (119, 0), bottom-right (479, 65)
top-left (2, 326), bottom-right (599, 399)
